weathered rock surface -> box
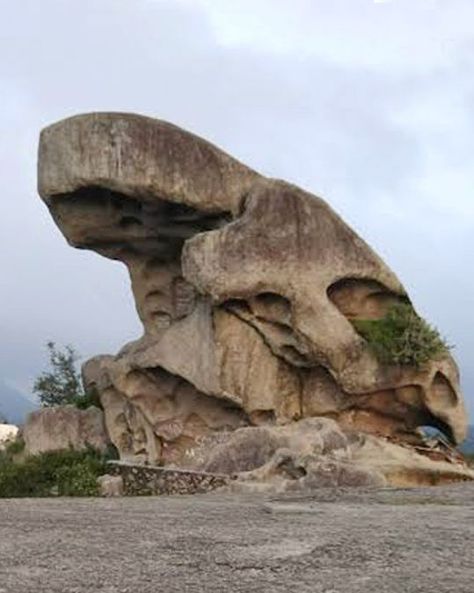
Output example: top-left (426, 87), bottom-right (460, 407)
top-left (195, 418), bottom-right (473, 491)
top-left (200, 418), bottom-right (386, 492)
top-left (37, 112), bottom-right (470, 486)
top-left (23, 405), bottom-right (109, 455)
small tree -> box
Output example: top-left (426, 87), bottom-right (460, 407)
top-left (33, 342), bottom-right (99, 409)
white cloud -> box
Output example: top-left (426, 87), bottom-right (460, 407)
top-left (195, 0), bottom-right (474, 71)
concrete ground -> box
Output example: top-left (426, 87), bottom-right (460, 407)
top-left (0, 484), bottom-right (473, 593)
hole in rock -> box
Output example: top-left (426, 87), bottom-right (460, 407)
top-left (254, 292), bottom-right (290, 308)
top-left (251, 292), bottom-right (292, 324)
top-left (224, 298), bottom-right (252, 315)
top-left (327, 277), bottom-right (407, 320)
top-left (222, 294), bottom-right (310, 367)
top-left (429, 372), bottom-right (458, 409)
top-left (50, 185), bottom-right (232, 261)
top-left (419, 425), bottom-right (446, 440)
top-left (419, 413), bottom-right (455, 445)
top-left (249, 410), bottom-right (276, 426)
top-left (142, 366), bottom-right (247, 416)
top-left (276, 456), bottom-right (307, 480)
top-left (120, 216), bottom-right (142, 229)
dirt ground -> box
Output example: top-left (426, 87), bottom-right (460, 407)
top-left (0, 483), bottom-right (473, 593)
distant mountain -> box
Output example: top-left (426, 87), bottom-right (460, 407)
top-left (460, 425), bottom-right (474, 454)
top-left (0, 381), bottom-right (37, 425)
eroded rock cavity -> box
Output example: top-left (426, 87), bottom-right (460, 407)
top-left (37, 113), bottom-right (469, 485)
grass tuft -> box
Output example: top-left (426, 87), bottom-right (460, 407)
top-left (352, 303), bottom-right (450, 367)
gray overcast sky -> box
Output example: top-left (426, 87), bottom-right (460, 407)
top-left (0, 0), bottom-right (473, 416)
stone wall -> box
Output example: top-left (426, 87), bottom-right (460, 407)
top-left (107, 461), bottom-right (233, 495)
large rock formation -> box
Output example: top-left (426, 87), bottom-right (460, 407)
top-left (37, 112), bottom-right (470, 486)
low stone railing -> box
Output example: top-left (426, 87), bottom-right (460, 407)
top-left (106, 461), bottom-right (234, 495)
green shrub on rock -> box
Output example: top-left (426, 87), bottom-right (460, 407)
top-left (352, 303), bottom-right (450, 367)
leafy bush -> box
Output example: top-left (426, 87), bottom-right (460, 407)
top-left (33, 342), bottom-right (83, 407)
top-left (0, 448), bottom-right (110, 498)
top-left (33, 342), bottom-right (101, 410)
top-left (72, 387), bottom-right (102, 410)
top-left (352, 303), bottom-right (450, 367)
top-left (3, 436), bottom-right (25, 456)
top-left (53, 455), bottom-right (105, 496)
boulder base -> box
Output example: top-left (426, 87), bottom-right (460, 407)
top-left (23, 405), bottom-right (109, 455)
top-left (97, 474), bottom-right (124, 497)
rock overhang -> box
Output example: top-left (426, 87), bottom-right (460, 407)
top-left (37, 112), bottom-right (469, 485)
top-left (38, 111), bottom-right (259, 214)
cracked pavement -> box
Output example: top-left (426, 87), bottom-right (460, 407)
top-left (0, 484), bottom-right (473, 593)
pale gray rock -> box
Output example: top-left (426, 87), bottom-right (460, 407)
top-left (23, 405), bottom-right (109, 455)
top-left (97, 474), bottom-right (124, 497)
